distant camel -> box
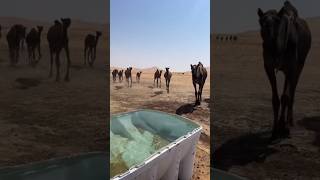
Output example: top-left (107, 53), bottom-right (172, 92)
top-left (125, 67), bottom-right (132, 87)
top-left (47, 18), bottom-right (71, 81)
top-left (233, 35), bottom-right (238, 41)
top-left (6, 24), bottom-right (26, 65)
top-left (26, 26), bottom-right (43, 66)
top-left (84, 31), bottom-right (102, 67)
top-left (136, 71), bottom-right (142, 83)
top-left (154, 69), bottom-right (162, 88)
top-left (164, 67), bottom-right (172, 93)
top-left (118, 70), bottom-right (123, 82)
top-left (258, 1), bottom-right (311, 139)
top-left (112, 69), bottom-right (118, 82)
top-left (191, 62), bottom-right (207, 106)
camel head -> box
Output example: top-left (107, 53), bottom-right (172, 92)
top-left (190, 64), bottom-right (197, 74)
top-left (96, 31), bottom-right (102, 37)
top-left (37, 26), bottom-right (43, 33)
top-left (165, 67), bottom-right (170, 72)
top-left (61, 18), bottom-right (71, 28)
top-left (258, 8), bottom-right (280, 44)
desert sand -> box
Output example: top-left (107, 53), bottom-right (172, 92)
top-left (212, 17), bottom-right (320, 179)
top-left (110, 68), bottom-right (210, 180)
top-left (0, 17), bottom-right (108, 166)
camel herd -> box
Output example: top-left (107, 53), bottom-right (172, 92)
top-left (0, 18), bottom-right (102, 82)
top-left (215, 34), bottom-right (238, 42)
top-left (112, 62), bottom-right (207, 105)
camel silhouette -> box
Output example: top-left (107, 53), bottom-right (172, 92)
top-left (6, 24), bottom-right (26, 65)
top-left (112, 69), bottom-right (118, 83)
top-left (191, 62), bottom-right (207, 106)
top-left (125, 67), bottom-right (132, 87)
top-left (26, 26), bottom-right (43, 66)
top-left (84, 31), bottom-right (102, 67)
top-left (154, 69), bottom-right (162, 88)
top-left (257, 1), bottom-right (311, 139)
top-left (164, 67), bottom-right (172, 93)
top-left (118, 70), bottom-right (123, 82)
top-left (47, 18), bottom-right (72, 81)
top-left (136, 71), bottom-right (142, 83)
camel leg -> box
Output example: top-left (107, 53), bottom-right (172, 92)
top-left (287, 65), bottom-right (303, 126)
top-left (64, 46), bottom-right (71, 81)
top-left (279, 78), bottom-right (290, 137)
top-left (193, 83), bottom-right (198, 106)
top-left (55, 51), bottom-right (61, 82)
top-left (160, 78), bottom-right (161, 88)
top-left (264, 65), bottom-right (280, 139)
top-left (199, 83), bottom-right (204, 104)
top-left (49, 48), bottom-right (54, 77)
top-left (37, 44), bottom-right (42, 60)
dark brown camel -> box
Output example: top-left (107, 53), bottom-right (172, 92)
top-left (26, 26), bottom-right (43, 66)
top-left (112, 69), bottom-right (118, 82)
top-left (154, 69), bottom-right (162, 88)
top-left (191, 62), bottom-right (207, 106)
top-left (164, 67), bottom-right (172, 93)
top-left (136, 71), bottom-right (142, 83)
top-left (84, 31), bottom-right (102, 67)
top-left (258, 1), bottom-right (311, 139)
top-left (6, 24), bottom-right (26, 65)
top-left (47, 18), bottom-right (71, 81)
top-left (118, 70), bottom-right (123, 82)
top-left (125, 67), bottom-right (132, 87)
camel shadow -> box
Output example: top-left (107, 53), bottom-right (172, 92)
top-left (15, 78), bottom-right (41, 90)
top-left (150, 91), bottom-right (163, 97)
top-left (114, 86), bottom-right (123, 90)
top-left (297, 116), bottom-right (320, 149)
top-left (176, 104), bottom-right (195, 115)
top-left (213, 131), bottom-right (278, 171)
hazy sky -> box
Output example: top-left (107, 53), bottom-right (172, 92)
top-left (213, 0), bottom-right (320, 33)
top-left (0, 0), bottom-right (108, 23)
top-left (111, 0), bottom-right (210, 72)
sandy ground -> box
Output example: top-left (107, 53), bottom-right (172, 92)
top-left (111, 70), bottom-right (210, 179)
top-left (212, 18), bottom-right (320, 179)
top-left (0, 18), bottom-right (109, 166)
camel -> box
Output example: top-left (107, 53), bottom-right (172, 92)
top-left (154, 69), bottom-right (162, 88)
top-left (6, 24), bottom-right (26, 65)
top-left (112, 69), bottom-right (118, 82)
top-left (257, 1), bottom-right (311, 139)
top-left (233, 35), bottom-right (238, 41)
top-left (26, 26), bottom-right (43, 66)
top-left (47, 18), bottom-right (72, 81)
top-left (84, 31), bottom-right (102, 67)
top-left (125, 67), bottom-right (132, 87)
top-left (191, 62), bottom-right (207, 106)
top-left (164, 67), bottom-right (172, 93)
top-left (136, 71), bottom-right (142, 83)
top-left (118, 70), bottom-right (123, 82)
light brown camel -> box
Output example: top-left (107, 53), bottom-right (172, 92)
top-left (47, 18), bottom-right (71, 81)
top-left (26, 26), bottom-right (43, 66)
top-left (84, 31), bottom-right (102, 67)
top-left (136, 71), bottom-right (142, 83)
top-left (125, 67), bottom-right (132, 87)
top-left (154, 69), bottom-right (162, 88)
top-left (6, 24), bottom-right (26, 65)
top-left (164, 67), bottom-right (172, 93)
